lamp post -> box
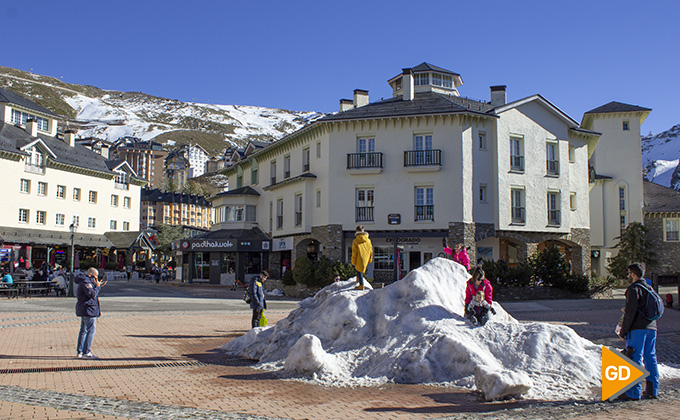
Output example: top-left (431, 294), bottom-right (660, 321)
top-left (68, 223), bottom-right (76, 297)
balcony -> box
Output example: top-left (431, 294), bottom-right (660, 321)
top-left (115, 182), bottom-right (130, 190)
top-left (510, 155), bottom-right (524, 172)
top-left (404, 150), bottom-right (442, 172)
top-left (511, 207), bottom-right (525, 224)
top-left (25, 163), bottom-right (45, 174)
top-left (415, 205), bottom-right (434, 221)
top-left (347, 152), bottom-right (383, 174)
top-left (548, 209), bottom-right (561, 226)
top-left (547, 159), bottom-right (560, 176)
top-left (355, 206), bottom-right (374, 222)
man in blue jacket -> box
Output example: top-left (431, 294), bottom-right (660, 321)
top-left (249, 271), bottom-right (268, 328)
top-left (75, 267), bottom-right (106, 359)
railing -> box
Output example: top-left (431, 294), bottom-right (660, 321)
top-left (415, 205), bottom-right (434, 221)
top-left (512, 207), bottom-right (525, 223)
top-left (347, 152), bottom-right (383, 169)
top-left (356, 206), bottom-right (374, 222)
top-left (284, 170), bottom-right (291, 179)
top-left (303, 163), bottom-right (310, 172)
top-left (25, 163), bottom-right (45, 174)
top-left (115, 182), bottom-right (130, 190)
top-left (547, 159), bottom-right (560, 176)
top-left (510, 155), bottom-right (524, 172)
top-left (404, 149), bottom-right (442, 167)
top-left (271, 176), bottom-right (277, 185)
top-left (295, 211), bottom-right (302, 226)
top-left (548, 209), bottom-right (561, 225)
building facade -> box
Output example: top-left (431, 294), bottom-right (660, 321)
top-left (642, 180), bottom-right (680, 280)
top-left (111, 137), bottom-right (168, 189)
top-left (140, 188), bottom-right (212, 230)
top-left (198, 63), bottom-right (597, 282)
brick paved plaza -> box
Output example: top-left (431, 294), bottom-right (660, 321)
top-left (0, 281), bottom-right (678, 419)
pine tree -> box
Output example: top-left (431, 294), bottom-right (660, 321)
top-left (607, 222), bottom-right (655, 279)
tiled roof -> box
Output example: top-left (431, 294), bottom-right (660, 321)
top-left (212, 186), bottom-right (260, 199)
top-left (644, 180), bottom-right (680, 213)
top-left (0, 87), bottom-right (60, 117)
top-left (411, 62), bottom-right (460, 76)
top-left (584, 101), bottom-right (652, 114)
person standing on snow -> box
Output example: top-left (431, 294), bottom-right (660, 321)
top-left (351, 225), bottom-right (373, 290)
top-left (452, 243), bottom-right (471, 271)
top-left (249, 271), bottom-right (268, 328)
top-left (465, 265), bottom-right (493, 306)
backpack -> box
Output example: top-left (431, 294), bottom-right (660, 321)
top-left (633, 282), bottom-right (664, 321)
top-left (243, 288), bottom-right (251, 304)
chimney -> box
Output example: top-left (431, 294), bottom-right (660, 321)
top-left (490, 85), bottom-right (507, 107)
top-left (64, 130), bottom-right (76, 147)
top-left (402, 68), bottom-right (414, 101)
top-left (101, 144), bottom-right (110, 159)
top-left (339, 99), bottom-right (354, 112)
top-left (25, 119), bottom-right (38, 137)
top-left (353, 89), bottom-right (369, 108)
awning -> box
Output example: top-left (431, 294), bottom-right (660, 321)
top-left (0, 227), bottom-right (114, 248)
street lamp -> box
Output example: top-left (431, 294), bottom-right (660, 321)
top-left (68, 223), bottom-right (77, 297)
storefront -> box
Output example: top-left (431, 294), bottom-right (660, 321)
top-left (174, 229), bottom-right (271, 285)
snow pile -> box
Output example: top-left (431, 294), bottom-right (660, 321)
top-left (643, 123), bottom-right (680, 190)
top-left (267, 288), bottom-right (284, 297)
top-left (223, 258), bottom-right (605, 401)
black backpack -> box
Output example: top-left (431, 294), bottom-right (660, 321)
top-left (633, 282), bottom-right (664, 321)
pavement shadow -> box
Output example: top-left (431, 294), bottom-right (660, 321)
top-left (0, 354), bottom-right (174, 362)
top-left (125, 334), bottom-right (228, 339)
top-left (365, 391), bottom-right (538, 415)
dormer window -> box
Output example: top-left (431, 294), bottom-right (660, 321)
top-left (25, 146), bottom-right (46, 174)
top-left (414, 73), bottom-right (429, 86)
top-left (114, 170), bottom-right (129, 190)
top-left (431, 73), bottom-right (453, 88)
top-left (11, 109), bottom-right (49, 131)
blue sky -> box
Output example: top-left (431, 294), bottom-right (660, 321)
top-left (2, 0), bottom-right (678, 135)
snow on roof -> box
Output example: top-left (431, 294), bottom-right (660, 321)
top-left (223, 258), bottom-right (610, 401)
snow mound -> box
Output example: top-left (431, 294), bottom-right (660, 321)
top-left (222, 258), bottom-right (603, 401)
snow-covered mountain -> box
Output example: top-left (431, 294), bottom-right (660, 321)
top-left (0, 66), bottom-right (324, 155)
top-left (642, 124), bottom-right (680, 190)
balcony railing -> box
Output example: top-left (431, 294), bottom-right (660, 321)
top-left (271, 176), bottom-right (277, 185)
top-left (510, 155), bottom-right (524, 172)
top-left (347, 152), bottom-right (383, 169)
top-left (547, 159), bottom-right (560, 176)
top-left (303, 163), bottom-right (310, 172)
top-left (284, 170), bottom-right (291, 179)
top-left (548, 209), bottom-right (561, 226)
top-left (25, 163), bottom-right (45, 174)
top-left (115, 182), bottom-right (130, 190)
top-left (404, 149), bottom-right (442, 167)
top-left (512, 207), bottom-right (525, 224)
top-left (415, 205), bottom-right (434, 221)
top-left (295, 211), bottom-right (302, 226)
top-left (356, 206), bottom-right (374, 222)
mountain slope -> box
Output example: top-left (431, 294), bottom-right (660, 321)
top-left (0, 66), bottom-right (324, 155)
top-left (642, 124), bottom-right (680, 190)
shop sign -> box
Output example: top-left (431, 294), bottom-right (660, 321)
top-left (272, 237), bottom-right (294, 251)
top-left (385, 237), bottom-right (421, 244)
top-left (182, 240), bottom-right (234, 250)
top-left (388, 214), bottom-right (401, 225)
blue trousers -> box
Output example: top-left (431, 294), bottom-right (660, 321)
top-left (77, 316), bottom-right (97, 355)
top-left (356, 270), bottom-right (364, 286)
top-left (625, 329), bottom-right (659, 399)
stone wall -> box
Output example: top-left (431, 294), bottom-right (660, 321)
top-left (645, 215), bottom-right (680, 276)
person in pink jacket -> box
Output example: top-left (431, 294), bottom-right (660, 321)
top-left (453, 243), bottom-right (471, 271)
top-left (465, 265), bottom-right (493, 306)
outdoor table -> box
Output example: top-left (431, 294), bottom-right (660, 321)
top-left (13, 280), bottom-right (57, 297)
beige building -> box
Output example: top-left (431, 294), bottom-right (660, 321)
top-left (111, 137), bottom-right (168, 189)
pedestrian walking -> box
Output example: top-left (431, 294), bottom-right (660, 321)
top-left (351, 225), bottom-right (373, 290)
top-left (75, 267), bottom-right (106, 359)
top-left (617, 263), bottom-right (660, 400)
top-left (249, 271), bottom-right (268, 329)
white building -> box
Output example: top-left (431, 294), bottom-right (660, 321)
top-left (193, 63), bottom-right (598, 283)
top-left (0, 88), bottom-right (146, 269)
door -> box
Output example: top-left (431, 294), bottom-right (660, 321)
top-left (409, 251), bottom-right (421, 271)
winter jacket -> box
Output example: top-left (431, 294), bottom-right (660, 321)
top-left (1, 274), bottom-right (12, 285)
top-left (249, 277), bottom-right (266, 310)
top-left (75, 273), bottom-right (101, 318)
top-left (466, 298), bottom-right (494, 318)
top-left (453, 248), bottom-right (471, 271)
top-left (351, 233), bottom-right (373, 273)
top-left (464, 278), bottom-right (493, 305)
top-left (619, 279), bottom-right (657, 338)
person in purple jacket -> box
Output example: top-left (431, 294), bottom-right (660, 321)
top-left (75, 267), bottom-right (106, 359)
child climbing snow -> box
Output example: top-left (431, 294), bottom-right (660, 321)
top-left (466, 289), bottom-right (496, 326)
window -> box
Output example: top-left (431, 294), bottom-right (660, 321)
top-left (316, 141), bottom-right (321, 158)
top-left (72, 215), bottom-right (80, 227)
top-left (510, 136), bottom-right (524, 171)
top-left (623, 121), bottom-right (630, 131)
top-left (295, 194), bottom-right (303, 226)
top-left (236, 174), bottom-right (243, 188)
top-left (36, 211), bottom-right (46, 225)
top-left (414, 73), bottom-right (429, 86)
top-left (373, 246), bottom-right (404, 271)
top-left (316, 189), bottom-right (321, 208)
top-left (569, 146), bottom-right (575, 163)
top-left (37, 182), bottom-right (47, 196)
top-left (570, 192), bottom-right (577, 211)
top-left (19, 209), bottom-right (29, 223)
top-left (111, 195), bottom-right (119, 207)
top-left (20, 179), bottom-right (30, 194)
top-left (55, 213), bottom-right (65, 226)
top-left (56, 185), bottom-right (65, 198)
top-left (11, 110), bottom-right (49, 130)
top-left (664, 218), bottom-right (679, 241)
top-left (270, 160), bottom-right (277, 185)
top-left (25, 146), bottom-right (46, 173)
top-left (302, 148), bottom-right (310, 172)
top-left (284, 155), bottom-right (291, 179)
top-left (123, 197), bottom-right (131, 208)
top-left (356, 188), bottom-right (375, 222)
top-left (511, 188), bottom-right (525, 224)
top-left (114, 170), bottom-right (129, 190)
top-left (224, 205), bottom-right (256, 222)
top-left (73, 188), bottom-right (81, 201)
top-left (88, 191), bottom-right (97, 203)
top-left (431, 73), bottom-right (453, 88)
top-left (110, 220), bottom-right (117, 230)
top-left (269, 201), bottom-right (273, 231)
top-left (276, 198), bottom-right (284, 229)
top-left (479, 132), bottom-right (487, 150)
top-left (354, 137), bottom-right (378, 167)
top-left (415, 186), bottom-right (434, 221)
top-left (88, 217), bottom-right (96, 229)
top-left (547, 191), bottom-right (561, 226)
top-left (251, 167), bottom-right (258, 185)
top-left (546, 142), bottom-right (559, 176)
top-left (123, 221), bottom-right (130, 231)
top-left (479, 185), bottom-right (487, 203)
top-left (619, 187), bottom-right (626, 211)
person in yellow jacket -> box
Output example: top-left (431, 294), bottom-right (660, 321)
top-left (351, 225), bottom-right (373, 290)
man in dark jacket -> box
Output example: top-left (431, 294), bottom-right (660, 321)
top-left (249, 271), bottom-right (268, 328)
top-left (618, 263), bottom-right (659, 400)
top-left (75, 267), bottom-right (106, 359)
